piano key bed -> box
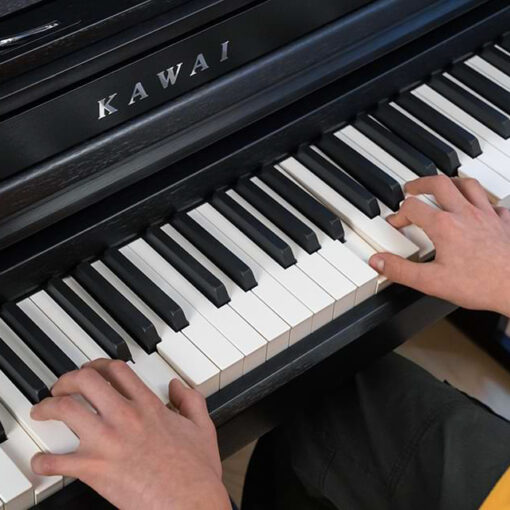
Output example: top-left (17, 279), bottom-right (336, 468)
top-left (0, 3), bottom-right (509, 508)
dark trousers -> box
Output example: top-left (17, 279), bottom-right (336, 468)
top-left (242, 353), bottom-right (510, 510)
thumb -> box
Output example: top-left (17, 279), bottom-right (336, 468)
top-left (169, 379), bottom-right (212, 429)
top-left (369, 253), bottom-right (430, 291)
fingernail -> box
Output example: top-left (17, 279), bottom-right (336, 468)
top-left (31, 453), bottom-right (43, 472)
top-left (370, 256), bottom-right (385, 274)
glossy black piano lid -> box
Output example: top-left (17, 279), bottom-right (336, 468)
top-left (0, 0), bottom-right (44, 19)
top-left (0, 0), bottom-right (187, 81)
top-left (0, 0), bottom-right (373, 181)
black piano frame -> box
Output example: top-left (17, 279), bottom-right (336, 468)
top-left (0, 1), bottom-right (507, 507)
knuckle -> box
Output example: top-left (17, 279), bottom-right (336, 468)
top-left (56, 369), bottom-right (79, 386)
top-left (402, 196), bottom-right (420, 210)
top-left (55, 396), bottom-right (76, 414)
top-left (434, 175), bottom-right (452, 186)
top-left (435, 174), bottom-right (451, 189)
top-left (109, 359), bottom-right (129, 376)
top-left (77, 367), bottom-right (98, 385)
top-left (463, 177), bottom-right (479, 187)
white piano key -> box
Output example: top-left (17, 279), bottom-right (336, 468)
top-left (467, 55), bottom-right (510, 91)
top-left (63, 277), bottom-right (185, 403)
top-left (195, 203), bottom-right (334, 331)
top-left (128, 238), bottom-right (268, 373)
top-left (92, 261), bottom-right (220, 397)
top-left (280, 171), bottom-right (389, 291)
top-left (336, 128), bottom-right (435, 260)
top-left (30, 291), bottom-right (108, 362)
top-left (252, 176), bottom-right (378, 305)
top-left (18, 299), bottom-right (88, 369)
top-left (0, 370), bottom-right (79, 455)
top-left (222, 189), bottom-right (356, 318)
top-left (0, 444), bottom-right (33, 510)
top-left (278, 157), bottom-right (420, 260)
top-left (161, 223), bottom-right (290, 358)
top-left (0, 402), bottom-right (62, 504)
top-left (189, 209), bottom-right (313, 345)
top-left (386, 102), bottom-right (510, 207)
top-left (413, 85), bottom-right (510, 173)
top-left (0, 319), bottom-right (56, 389)
top-left (119, 247), bottom-right (244, 388)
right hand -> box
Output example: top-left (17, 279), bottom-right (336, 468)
top-left (369, 175), bottom-right (510, 317)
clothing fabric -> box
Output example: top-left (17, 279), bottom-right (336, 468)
top-left (242, 353), bottom-right (510, 510)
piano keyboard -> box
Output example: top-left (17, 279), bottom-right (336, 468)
top-left (1, 42), bottom-right (510, 509)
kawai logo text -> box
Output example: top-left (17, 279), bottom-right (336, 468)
top-left (97, 40), bottom-right (230, 120)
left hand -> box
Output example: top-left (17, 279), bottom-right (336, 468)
top-left (30, 360), bottom-right (231, 510)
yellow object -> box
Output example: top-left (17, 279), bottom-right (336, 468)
top-left (481, 468), bottom-right (510, 509)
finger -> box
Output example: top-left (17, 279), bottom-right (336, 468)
top-left (405, 175), bottom-right (467, 212)
top-left (452, 177), bottom-right (493, 211)
top-left (494, 206), bottom-right (510, 224)
top-left (369, 253), bottom-right (437, 293)
top-left (31, 395), bottom-right (102, 438)
top-left (83, 359), bottom-right (159, 405)
top-left (169, 379), bottom-right (212, 430)
top-left (31, 452), bottom-right (83, 478)
top-left (51, 367), bottom-right (125, 415)
top-left (386, 196), bottom-right (438, 231)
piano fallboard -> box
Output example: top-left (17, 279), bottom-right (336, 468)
top-left (0, 0), bottom-right (372, 180)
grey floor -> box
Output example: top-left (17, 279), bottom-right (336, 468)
top-left (222, 318), bottom-right (510, 506)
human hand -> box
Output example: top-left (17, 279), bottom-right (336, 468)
top-left (369, 176), bottom-right (510, 317)
top-left (30, 360), bottom-right (230, 510)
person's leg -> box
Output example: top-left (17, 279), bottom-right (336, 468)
top-left (242, 353), bottom-right (510, 510)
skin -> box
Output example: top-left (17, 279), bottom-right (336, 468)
top-left (31, 360), bottom-right (231, 510)
top-left (30, 175), bottom-right (510, 509)
top-left (369, 176), bottom-right (510, 317)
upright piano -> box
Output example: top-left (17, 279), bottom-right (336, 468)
top-left (0, 0), bottom-right (508, 507)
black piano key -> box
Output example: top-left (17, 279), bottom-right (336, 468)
top-left (374, 103), bottom-right (460, 176)
top-left (354, 114), bottom-right (437, 177)
top-left (480, 46), bottom-right (510, 79)
top-left (171, 213), bottom-right (257, 291)
top-left (294, 146), bottom-right (380, 218)
top-left (0, 418), bottom-right (5, 443)
top-left (1, 303), bottom-right (77, 378)
top-left (47, 277), bottom-right (132, 361)
top-left (74, 263), bottom-right (160, 354)
top-left (449, 62), bottom-right (510, 116)
top-left (396, 93), bottom-right (482, 158)
top-left (0, 337), bottom-right (50, 405)
top-left (104, 249), bottom-right (189, 331)
top-left (235, 177), bottom-right (321, 254)
top-left (259, 166), bottom-right (344, 241)
top-left (429, 75), bottom-right (510, 139)
top-left (145, 226), bottom-right (231, 307)
top-left (316, 135), bottom-right (404, 211)
top-left (501, 34), bottom-right (510, 53)
top-left (211, 191), bottom-right (297, 269)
